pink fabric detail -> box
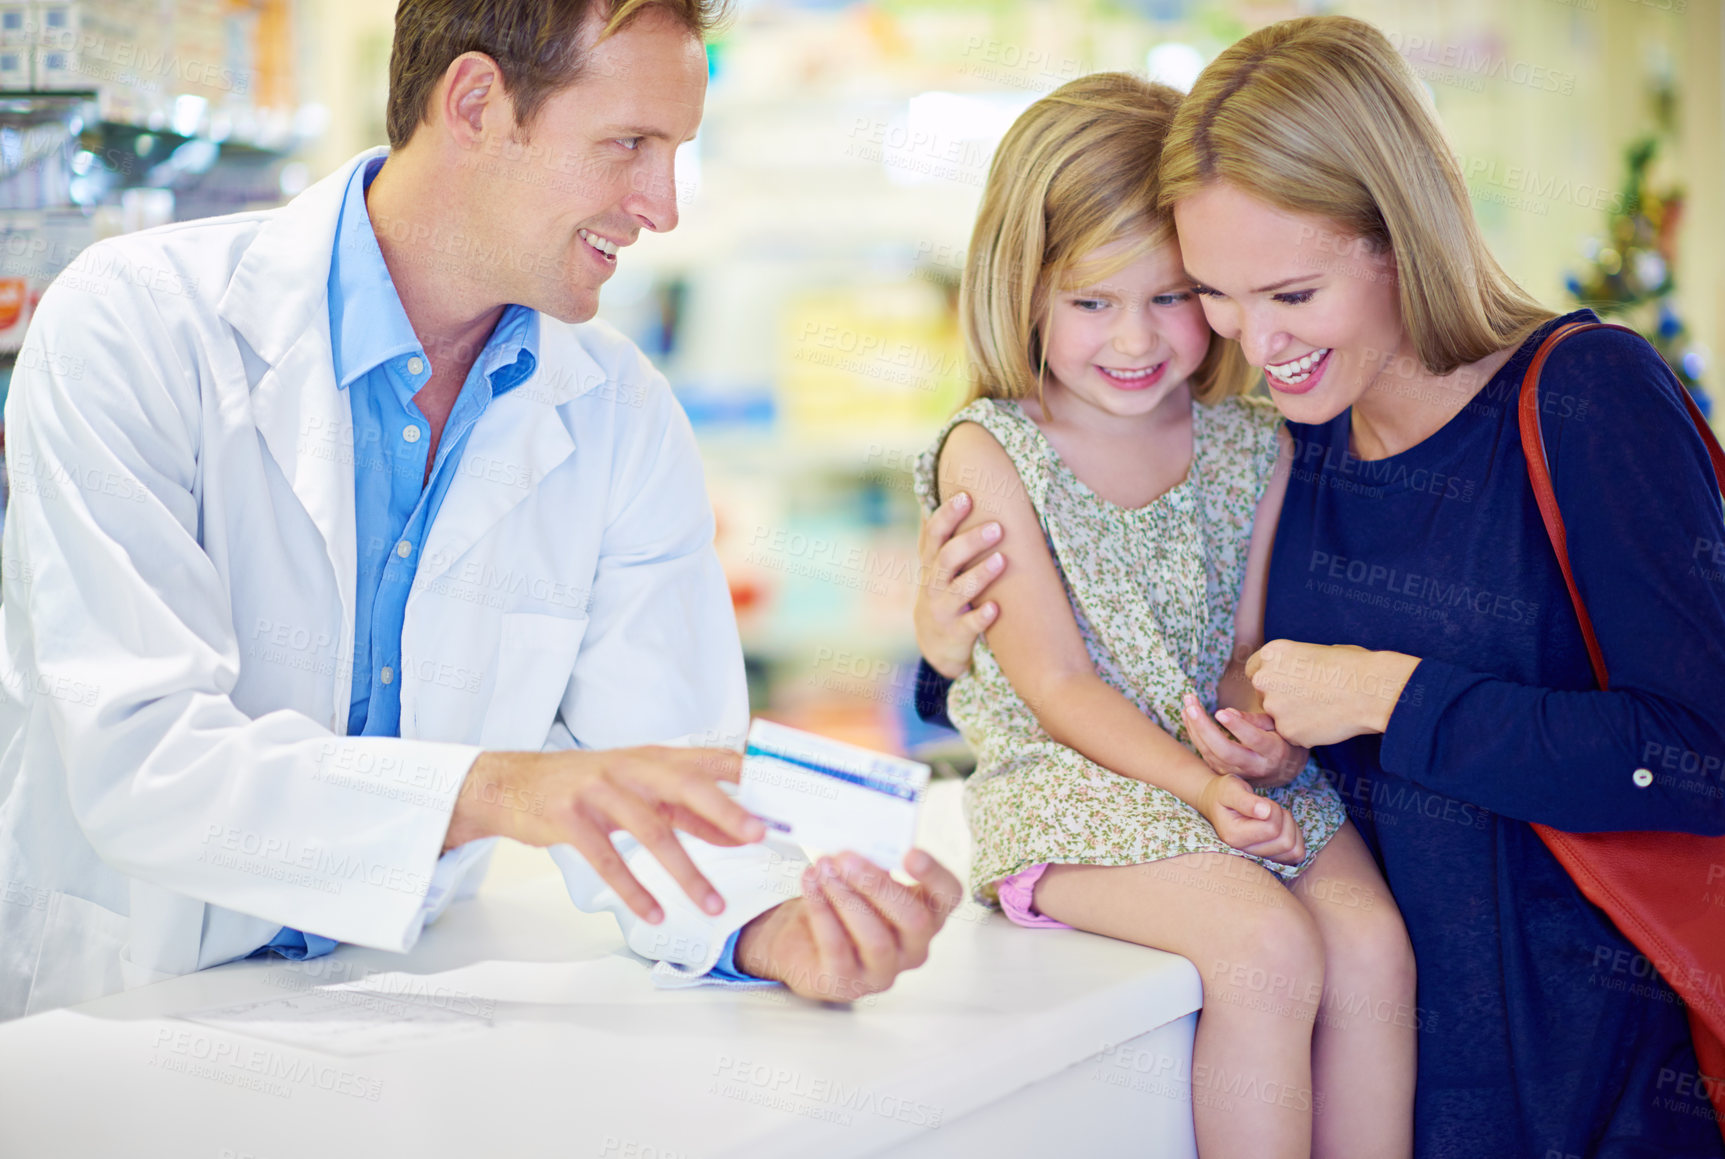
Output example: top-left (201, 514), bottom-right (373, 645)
top-left (995, 863), bottom-right (1073, 930)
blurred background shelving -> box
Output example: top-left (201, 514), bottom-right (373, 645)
top-left (1, 0), bottom-right (1720, 767)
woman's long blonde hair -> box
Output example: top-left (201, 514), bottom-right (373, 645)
top-left (1158, 15), bottom-right (1553, 375)
top-left (963, 72), bottom-right (1249, 405)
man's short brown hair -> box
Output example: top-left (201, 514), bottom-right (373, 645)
top-left (386, 0), bottom-right (729, 149)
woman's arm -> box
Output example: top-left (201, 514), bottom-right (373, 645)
top-left (1256, 332), bottom-right (1725, 835)
top-left (937, 422), bottom-right (1303, 862)
top-left (913, 659), bottom-right (957, 731)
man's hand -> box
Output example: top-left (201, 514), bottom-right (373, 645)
top-left (444, 746), bottom-right (764, 925)
top-left (734, 850), bottom-right (963, 1003)
top-left (1245, 641), bottom-right (1421, 748)
top-left (914, 491), bottom-right (1005, 680)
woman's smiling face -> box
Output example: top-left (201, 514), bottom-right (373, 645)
top-left (1173, 182), bottom-right (1408, 425)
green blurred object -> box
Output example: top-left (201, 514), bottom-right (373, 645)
top-left (1565, 75), bottom-right (1712, 417)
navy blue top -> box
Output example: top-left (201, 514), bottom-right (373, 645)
top-left (1268, 309), bottom-right (1725, 1157)
top-left (917, 309), bottom-right (1725, 1156)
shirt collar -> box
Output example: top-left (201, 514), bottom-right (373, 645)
top-left (327, 157), bottom-right (541, 394)
top-left (479, 306), bottom-right (538, 397)
top-left (328, 156), bottom-right (422, 389)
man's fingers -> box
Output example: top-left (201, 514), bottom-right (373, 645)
top-left (839, 854), bottom-right (937, 955)
top-left (616, 750), bottom-right (764, 846)
top-left (673, 779), bottom-right (765, 846)
top-left (801, 869), bottom-right (861, 1001)
top-left (590, 785), bottom-right (725, 916)
top-left (565, 819), bottom-right (663, 924)
top-left (904, 850), bottom-right (963, 919)
top-left (818, 870), bottom-right (898, 986)
top-left (661, 807), bottom-right (752, 849)
top-left (660, 746), bottom-right (743, 785)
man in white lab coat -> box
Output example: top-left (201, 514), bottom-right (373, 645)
top-left (0, 0), bottom-right (959, 1020)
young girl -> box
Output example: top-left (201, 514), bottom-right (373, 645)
top-left (912, 74), bottom-right (1415, 1159)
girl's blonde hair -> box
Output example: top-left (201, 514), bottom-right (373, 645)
top-left (962, 72), bottom-right (1249, 405)
top-left (1158, 15), bottom-right (1554, 374)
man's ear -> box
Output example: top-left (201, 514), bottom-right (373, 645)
top-left (438, 51), bottom-right (510, 147)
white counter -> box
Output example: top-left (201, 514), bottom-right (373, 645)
top-left (0, 781), bottom-right (1202, 1158)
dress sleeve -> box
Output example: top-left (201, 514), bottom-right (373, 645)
top-left (1378, 328), bottom-right (1725, 834)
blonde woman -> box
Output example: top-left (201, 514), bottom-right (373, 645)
top-left (915, 15), bottom-right (1725, 1159)
top-left (915, 72), bottom-right (1416, 1159)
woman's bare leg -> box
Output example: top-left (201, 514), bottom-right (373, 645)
top-left (1288, 823), bottom-right (1416, 1159)
top-left (1036, 854), bottom-right (1325, 1159)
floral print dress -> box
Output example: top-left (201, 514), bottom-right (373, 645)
top-left (913, 395), bottom-right (1347, 905)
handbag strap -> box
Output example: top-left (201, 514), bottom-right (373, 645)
top-left (1518, 319), bottom-right (1725, 690)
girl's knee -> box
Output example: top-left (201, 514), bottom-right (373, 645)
top-left (1203, 893), bottom-right (1326, 1008)
top-left (1325, 902), bottom-right (1417, 1003)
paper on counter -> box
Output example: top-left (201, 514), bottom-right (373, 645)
top-left (180, 971), bottom-right (493, 1056)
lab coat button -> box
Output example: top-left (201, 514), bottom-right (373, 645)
top-left (396, 540), bottom-right (412, 558)
top-left (407, 356), bottom-right (425, 376)
top-left (1632, 767), bottom-right (1654, 788)
top-left (403, 425), bottom-right (421, 444)
top-left (381, 666), bottom-right (394, 685)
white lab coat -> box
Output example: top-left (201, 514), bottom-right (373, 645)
top-left (0, 149), bottom-right (792, 1021)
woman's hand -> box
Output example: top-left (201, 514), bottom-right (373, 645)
top-left (1245, 641), bottom-right (1421, 748)
top-left (914, 491), bottom-right (1007, 679)
top-left (1198, 772), bottom-right (1306, 866)
top-left (1181, 693), bottom-right (1309, 789)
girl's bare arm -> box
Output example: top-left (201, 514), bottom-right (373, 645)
top-left (936, 422), bottom-right (1222, 811)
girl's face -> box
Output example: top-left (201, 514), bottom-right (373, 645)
top-left (1040, 235), bottom-right (1214, 425)
top-left (1173, 182), bottom-right (1405, 425)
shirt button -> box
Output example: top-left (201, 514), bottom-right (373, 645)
top-left (1632, 767), bottom-right (1654, 788)
top-left (407, 356), bottom-right (425, 376)
top-left (396, 540), bottom-right (412, 558)
top-left (380, 666), bottom-right (395, 686)
top-left (403, 425), bottom-right (421, 444)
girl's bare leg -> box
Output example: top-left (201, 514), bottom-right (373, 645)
top-left (1288, 822), bottom-right (1416, 1159)
top-left (1037, 854), bottom-right (1325, 1159)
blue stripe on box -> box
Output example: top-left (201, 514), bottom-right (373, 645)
top-left (744, 746), bottom-right (924, 803)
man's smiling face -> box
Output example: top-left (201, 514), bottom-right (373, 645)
top-left (478, 6), bottom-right (707, 324)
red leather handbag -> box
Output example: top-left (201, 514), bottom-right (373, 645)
top-left (1519, 319), bottom-right (1725, 1136)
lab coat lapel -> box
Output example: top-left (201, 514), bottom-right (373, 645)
top-left (416, 325), bottom-right (597, 585)
top-left (218, 150), bottom-right (382, 719)
top-left (248, 330), bottom-right (358, 653)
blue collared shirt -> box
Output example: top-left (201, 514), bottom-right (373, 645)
top-left (255, 155), bottom-right (534, 962)
top-left (258, 157), bottom-right (759, 982)
top-left (331, 158), bottom-right (538, 740)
